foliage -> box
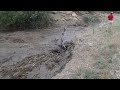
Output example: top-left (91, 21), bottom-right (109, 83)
top-left (83, 15), bottom-right (100, 25)
top-left (0, 11), bottom-right (52, 31)
top-left (84, 70), bottom-right (100, 79)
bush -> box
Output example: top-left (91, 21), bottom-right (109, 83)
top-left (83, 15), bottom-right (100, 25)
top-left (70, 69), bottom-right (100, 79)
top-left (0, 11), bottom-right (52, 31)
top-left (94, 60), bottom-right (107, 69)
top-left (113, 11), bottom-right (120, 13)
top-left (84, 70), bottom-right (100, 79)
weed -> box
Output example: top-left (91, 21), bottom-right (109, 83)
top-left (84, 70), bottom-right (100, 79)
top-left (94, 60), bottom-right (107, 69)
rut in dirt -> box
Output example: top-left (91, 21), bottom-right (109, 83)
top-left (0, 40), bottom-right (75, 79)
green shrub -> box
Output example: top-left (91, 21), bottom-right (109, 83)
top-left (113, 11), bottom-right (120, 13)
top-left (70, 68), bottom-right (100, 79)
top-left (94, 60), bottom-right (107, 69)
top-left (0, 11), bottom-right (52, 31)
top-left (83, 15), bottom-right (100, 25)
top-left (84, 70), bottom-right (100, 79)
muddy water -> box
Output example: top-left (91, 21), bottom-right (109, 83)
top-left (0, 25), bottom-right (87, 79)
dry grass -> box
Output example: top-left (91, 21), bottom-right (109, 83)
top-left (69, 14), bottom-right (120, 79)
top-left (70, 68), bottom-right (101, 79)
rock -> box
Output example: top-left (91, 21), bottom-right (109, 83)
top-left (72, 12), bottom-right (77, 17)
top-left (66, 11), bottom-right (73, 15)
top-left (88, 42), bottom-right (93, 47)
top-left (65, 17), bottom-right (73, 21)
top-left (78, 11), bottom-right (89, 15)
top-left (61, 18), bottom-right (65, 21)
top-left (51, 11), bottom-right (58, 14)
top-left (73, 17), bottom-right (78, 20)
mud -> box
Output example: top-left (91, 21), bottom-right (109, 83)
top-left (0, 11), bottom-right (88, 79)
top-left (0, 41), bottom-right (75, 79)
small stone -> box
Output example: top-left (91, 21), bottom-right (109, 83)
top-left (52, 11), bottom-right (57, 14)
top-left (73, 17), bottom-right (78, 20)
top-left (72, 13), bottom-right (77, 17)
top-left (61, 18), bottom-right (65, 21)
top-left (66, 11), bottom-right (73, 15)
top-left (88, 42), bottom-right (93, 47)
